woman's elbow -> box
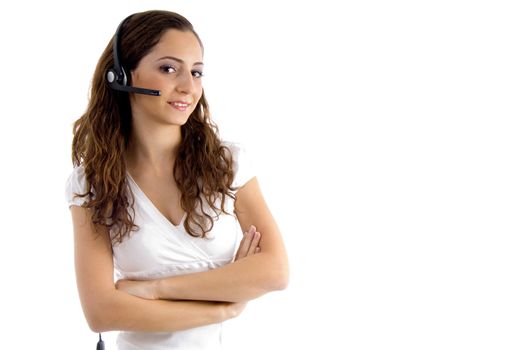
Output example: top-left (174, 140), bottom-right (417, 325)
top-left (269, 262), bottom-right (289, 291)
top-left (87, 319), bottom-right (105, 334)
top-left (84, 307), bottom-right (107, 333)
top-left (81, 294), bottom-right (118, 333)
top-left (275, 269), bottom-right (289, 290)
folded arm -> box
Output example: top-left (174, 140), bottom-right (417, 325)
top-left (117, 177), bottom-right (289, 303)
top-left (70, 205), bottom-right (242, 333)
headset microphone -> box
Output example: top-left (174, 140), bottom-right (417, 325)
top-left (106, 14), bottom-right (161, 96)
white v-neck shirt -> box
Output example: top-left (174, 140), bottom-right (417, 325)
top-left (65, 140), bottom-right (255, 350)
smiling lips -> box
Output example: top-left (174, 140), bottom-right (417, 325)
top-left (168, 100), bottom-right (192, 111)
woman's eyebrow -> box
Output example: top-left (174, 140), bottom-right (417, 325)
top-left (157, 56), bottom-right (204, 66)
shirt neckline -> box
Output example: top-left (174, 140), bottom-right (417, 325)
top-left (125, 170), bottom-right (187, 230)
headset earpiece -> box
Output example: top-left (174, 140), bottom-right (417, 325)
top-left (106, 67), bottom-right (127, 85)
top-left (105, 14), bottom-right (161, 96)
top-left (106, 69), bottom-right (117, 84)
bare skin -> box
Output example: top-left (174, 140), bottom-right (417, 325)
top-left (115, 225), bottom-right (261, 301)
top-left (70, 26), bottom-right (288, 333)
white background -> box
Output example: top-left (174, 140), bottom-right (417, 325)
top-left (0, 0), bottom-right (524, 349)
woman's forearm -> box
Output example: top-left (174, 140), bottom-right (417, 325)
top-left (115, 225), bottom-right (289, 304)
top-left (91, 289), bottom-right (231, 333)
top-left (155, 253), bottom-right (288, 303)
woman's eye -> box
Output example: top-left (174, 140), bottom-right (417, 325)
top-left (160, 65), bottom-right (176, 73)
top-left (160, 65), bottom-right (204, 78)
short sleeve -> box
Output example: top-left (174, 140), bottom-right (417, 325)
top-left (226, 141), bottom-right (256, 190)
top-left (64, 165), bottom-right (89, 208)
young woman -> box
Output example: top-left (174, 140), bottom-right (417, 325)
top-left (65, 10), bottom-right (288, 349)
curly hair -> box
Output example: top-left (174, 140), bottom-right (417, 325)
top-left (70, 10), bottom-right (238, 244)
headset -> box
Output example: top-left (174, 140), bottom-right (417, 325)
top-left (106, 14), bottom-right (161, 96)
top-left (96, 332), bottom-right (105, 349)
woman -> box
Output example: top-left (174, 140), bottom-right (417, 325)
top-left (65, 10), bottom-right (288, 349)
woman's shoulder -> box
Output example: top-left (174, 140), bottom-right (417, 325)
top-left (220, 139), bottom-right (250, 159)
top-left (221, 139), bottom-right (244, 150)
top-left (220, 139), bottom-right (255, 188)
top-left (65, 163), bottom-right (89, 207)
top-left (66, 163), bottom-right (86, 183)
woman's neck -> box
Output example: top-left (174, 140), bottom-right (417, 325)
top-left (124, 126), bottom-right (182, 177)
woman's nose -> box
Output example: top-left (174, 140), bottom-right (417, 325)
top-left (175, 70), bottom-right (196, 95)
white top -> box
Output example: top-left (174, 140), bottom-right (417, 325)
top-left (65, 140), bottom-right (255, 350)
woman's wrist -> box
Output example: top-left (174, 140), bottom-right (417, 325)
top-left (152, 278), bottom-right (164, 300)
top-left (220, 302), bottom-right (234, 321)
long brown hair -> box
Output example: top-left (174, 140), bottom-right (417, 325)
top-left (70, 10), bottom-right (238, 244)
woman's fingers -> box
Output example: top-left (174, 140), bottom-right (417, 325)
top-left (235, 225), bottom-right (257, 260)
top-left (248, 231), bottom-right (260, 255)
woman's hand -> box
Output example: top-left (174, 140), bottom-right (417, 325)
top-left (234, 225), bottom-right (261, 261)
top-left (115, 278), bottom-right (159, 300)
top-left (222, 300), bottom-right (248, 319)
top-left (222, 225), bottom-right (261, 317)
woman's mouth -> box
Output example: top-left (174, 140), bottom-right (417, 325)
top-left (168, 101), bottom-right (191, 111)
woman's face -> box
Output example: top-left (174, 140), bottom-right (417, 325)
top-left (129, 29), bottom-right (204, 125)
